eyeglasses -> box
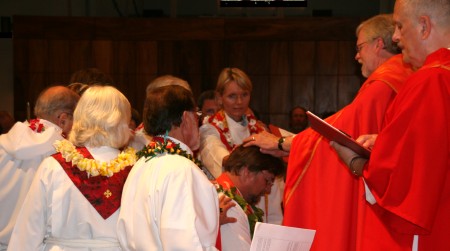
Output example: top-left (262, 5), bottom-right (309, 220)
top-left (260, 171), bottom-right (275, 186)
top-left (356, 37), bottom-right (379, 53)
top-left (356, 41), bottom-right (369, 53)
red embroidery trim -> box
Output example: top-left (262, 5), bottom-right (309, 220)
top-left (53, 148), bottom-right (132, 219)
top-left (206, 110), bottom-right (265, 151)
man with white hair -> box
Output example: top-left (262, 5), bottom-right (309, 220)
top-left (332, 0), bottom-right (450, 250)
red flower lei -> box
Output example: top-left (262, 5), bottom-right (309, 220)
top-left (206, 110), bottom-right (265, 151)
top-left (28, 119), bottom-right (45, 133)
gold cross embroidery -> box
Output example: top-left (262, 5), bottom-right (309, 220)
top-left (104, 189), bottom-right (112, 198)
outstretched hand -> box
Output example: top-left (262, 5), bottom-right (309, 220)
top-left (243, 131), bottom-right (289, 157)
top-left (219, 194), bottom-right (237, 225)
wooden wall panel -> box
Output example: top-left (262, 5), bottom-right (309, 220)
top-left (269, 42), bottom-right (290, 75)
top-left (48, 40), bottom-right (70, 74)
top-left (292, 41), bottom-right (316, 75)
top-left (136, 41), bottom-right (157, 76)
top-left (249, 75), bottom-right (270, 123)
top-left (116, 41), bottom-right (137, 75)
top-left (315, 76), bottom-right (338, 116)
top-left (246, 41), bottom-right (270, 75)
top-left (157, 41), bottom-right (177, 75)
top-left (92, 40), bottom-right (114, 77)
top-left (12, 16), bottom-right (364, 126)
top-left (291, 75), bottom-right (315, 111)
top-left (316, 41), bottom-right (338, 75)
top-left (269, 75), bottom-right (291, 114)
top-left (14, 39), bottom-right (28, 74)
top-left (69, 40), bottom-right (92, 73)
top-left (338, 75), bottom-right (361, 109)
top-left (339, 41), bottom-right (359, 75)
top-left (226, 41), bottom-right (247, 70)
top-left (28, 39), bottom-right (47, 73)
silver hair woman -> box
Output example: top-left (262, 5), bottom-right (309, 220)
top-left (7, 85), bottom-right (137, 250)
top-left (69, 85), bottom-right (132, 148)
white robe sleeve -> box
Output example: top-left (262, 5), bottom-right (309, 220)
top-left (199, 124), bottom-right (230, 178)
top-left (220, 200), bottom-right (251, 251)
top-left (7, 157), bottom-right (50, 250)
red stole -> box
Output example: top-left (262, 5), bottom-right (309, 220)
top-left (52, 147), bottom-right (132, 219)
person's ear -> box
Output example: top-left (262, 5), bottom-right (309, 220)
top-left (419, 15), bottom-right (431, 39)
top-left (180, 111), bottom-right (195, 133)
top-left (375, 37), bottom-right (384, 50)
top-left (57, 112), bottom-right (69, 128)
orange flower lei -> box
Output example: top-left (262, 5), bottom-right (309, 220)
top-left (205, 110), bottom-right (265, 151)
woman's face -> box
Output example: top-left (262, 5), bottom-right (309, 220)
top-left (219, 81), bottom-right (251, 122)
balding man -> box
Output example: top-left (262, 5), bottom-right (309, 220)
top-left (0, 86), bottom-right (79, 250)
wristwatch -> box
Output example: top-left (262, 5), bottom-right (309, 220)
top-left (278, 136), bottom-right (286, 151)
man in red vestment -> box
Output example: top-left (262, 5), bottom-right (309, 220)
top-left (243, 14), bottom-right (414, 251)
top-left (331, 0), bottom-right (450, 250)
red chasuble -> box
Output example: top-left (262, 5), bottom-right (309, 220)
top-left (53, 148), bottom-right (132, 219)
top-left (362, 48), bottom-right (450, 250)
top-left (283, 54), bottom-right (414, 251)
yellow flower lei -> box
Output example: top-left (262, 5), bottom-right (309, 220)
top-left (54, 139), bottom-right (137, 177)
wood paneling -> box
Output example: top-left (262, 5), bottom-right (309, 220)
top-left (12, 16), bottom-right (364, 130)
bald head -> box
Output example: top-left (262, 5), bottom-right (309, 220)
top-left (146, 75), bottom-right (192, 95)
top-left (393, 0), bottom-right (450, 68)
top-left (34, 86), bottom-right (80, 124)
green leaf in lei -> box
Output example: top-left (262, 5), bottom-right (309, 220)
top-left (216, 185), bottom-right (264, 238)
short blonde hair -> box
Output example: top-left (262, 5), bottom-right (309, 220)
top-left (69, 85), bottom-right (131, 148)
top-left (216, 67), bottom-right (253, 95)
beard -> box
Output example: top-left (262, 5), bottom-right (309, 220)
top-left (247, 194), bottom-right (262, 205)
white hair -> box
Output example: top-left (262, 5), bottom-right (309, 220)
top-left (69, 85), bottom-right (132, 148)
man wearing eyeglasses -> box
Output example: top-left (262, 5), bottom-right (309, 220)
top-left (246, 14), bottom-right (416, 251)
top-left (215, 145), bottom-right (285, 251)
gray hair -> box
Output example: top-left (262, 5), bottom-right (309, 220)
top-left (400, 0), bottom-right (450, 28)
top-left (356, 14), bottom-right (400, 54)
top-left (34, 86), bottom-right (79, 123)
top-left (146, 75), bottom-right (191, 95)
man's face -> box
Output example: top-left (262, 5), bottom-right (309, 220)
top-left (290, 108), bottom-right (307, 131)
top-left (201, 99), bottom-right (218, 117)
top-left (392, 0), bottom-right (427, 69)
top-left (355, 31), bottom-right (379, 77)
top-left (245, 170), bottom-right (275, 205)
top-left (184, 111), bottom-right (200, 151)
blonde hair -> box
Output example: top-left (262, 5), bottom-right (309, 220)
top-left (69, 85), bottom-right (131, 148)
top-left (216, 67), bottom-right (253, 95)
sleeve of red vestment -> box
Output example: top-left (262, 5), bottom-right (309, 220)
top-left (363, 69), bottom-right (449, 235)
